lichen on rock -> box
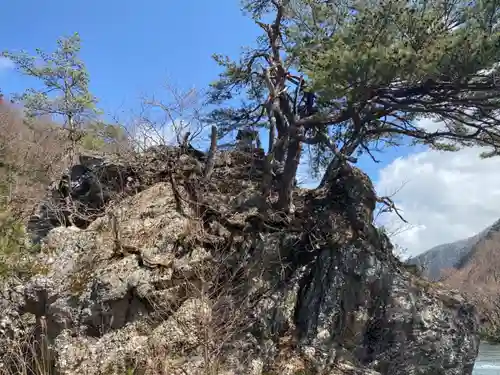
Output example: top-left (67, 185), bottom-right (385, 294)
top-left (0, 146), bottom-right (479, 375)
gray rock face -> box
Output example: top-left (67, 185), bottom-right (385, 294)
top-left (26, 153), bottom-right (138, 245)
top-left (0, 149), bottom-right (479, 375)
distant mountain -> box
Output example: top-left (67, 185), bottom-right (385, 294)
top-left (407, 218), bottom-right (500, 341)
top-left (407, 218), bottom-right (500, 281)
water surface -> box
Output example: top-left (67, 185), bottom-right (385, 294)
top-left (474, 343), bottom-right (500, 375)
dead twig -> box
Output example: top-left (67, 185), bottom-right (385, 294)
top-left (376, 195), bottom-right (408, 224)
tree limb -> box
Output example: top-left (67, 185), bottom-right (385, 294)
top-left (203, 125), bottom-right (218, 181)
top-left (376, 195), bottom-right (408, 224)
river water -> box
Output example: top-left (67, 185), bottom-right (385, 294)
top-left (474, 343), bottom-right (500, 374)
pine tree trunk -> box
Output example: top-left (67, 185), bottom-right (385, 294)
top-left (68, 115), bottom-right (77, 165)
top-left (277, 133), bottom-right (302, 213)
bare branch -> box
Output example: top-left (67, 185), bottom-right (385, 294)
top-left (203, 126), bottom-right (218, 181)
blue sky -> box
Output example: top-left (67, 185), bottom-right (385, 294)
top-left (0, 0), bottom-right (423, 187)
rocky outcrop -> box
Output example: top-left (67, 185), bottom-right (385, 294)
top-left (0, 147), bottom-right (479, 375)
top-left (26, 153), bottom-right (137, 244)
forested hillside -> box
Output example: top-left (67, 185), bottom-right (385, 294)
top-left (409, 218), bottom-right (500, 342)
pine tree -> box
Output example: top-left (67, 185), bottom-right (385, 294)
top-left (3, 33), bottom-right (100, 162)
top-left (208, 0), bottom-right (500, 213)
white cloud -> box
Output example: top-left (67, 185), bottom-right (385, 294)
top-left (0, 57), bottom-right (14, 71)
top-left (135, 126), bottom-right (176, 149)
top-left (376, 142), bottom-right (500, 257)
top-left (129, 120), bottom-right (180, 152)
top-left (414, 116), bottom-right (446, 132)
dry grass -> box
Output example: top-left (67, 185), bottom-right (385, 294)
top-left (0, 317), bottom-right (55, 375)
top-left (0, 192), bottom-right (284, 375)
top-left (0, 102), bottom-right (70, 218)
top-left (0, 90), bottom-right (286, 373)
top-left (0, 100), bottom-right (137, 220)
top-left (0, 100), bottom-right (128, 280)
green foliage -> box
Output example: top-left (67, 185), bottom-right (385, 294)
top-left (288, 0), bottom-right (500, 108)
top-left (209, 0), bottom-right (500, 182)
top-left (293, 3), bottom-right (471, 85)
top-left (80, 121), bottom-right (127, 151)
top-left (2, 33), bottom-right (100, 140)
top-left (0, 211), bottom-right (29, 279)
top-left (0, 181), bottom-right (35, 280)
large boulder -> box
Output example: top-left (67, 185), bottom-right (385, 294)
top-left (1, 148), bottom-right (479, 375)
top-left (26, 153), bottom-right (139, 245)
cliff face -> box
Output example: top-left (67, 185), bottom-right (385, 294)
top-left (0, 147), bottom-right (479, 375)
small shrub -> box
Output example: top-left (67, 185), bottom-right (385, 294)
top-left (0, 205), bottom-right (34, 280)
